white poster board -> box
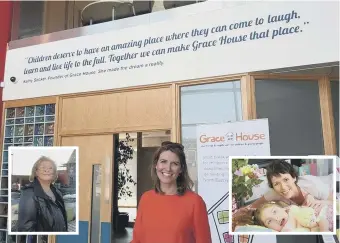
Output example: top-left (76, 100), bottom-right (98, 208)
top-left (196, 119), bottom-right (274, 243)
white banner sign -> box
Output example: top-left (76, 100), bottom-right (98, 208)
top-left (3, 1), bottom-right (339, 100)
top-left (197, 119), bottom-right (272, 243)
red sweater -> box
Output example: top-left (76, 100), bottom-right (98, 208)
top-left (131, 190), bottom-right (212, 243)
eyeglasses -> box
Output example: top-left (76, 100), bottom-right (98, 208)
top-left (161, 141), bottom-right (184, 150)
top-left (37, 167), bottom-right (54, 172)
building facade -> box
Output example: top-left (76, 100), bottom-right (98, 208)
top-left (0, 1), bottom-right (339, 243)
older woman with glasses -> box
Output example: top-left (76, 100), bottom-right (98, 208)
top-left (17, 156), bottom-right (68, 232)
top-left (131, 141), bottom-right (212, 243)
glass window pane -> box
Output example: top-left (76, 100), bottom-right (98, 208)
top-left (180, 81), bottom-right (242, 191)
top-left (255, 80), bottom-right (324, 155)
top-left (331, 81), bottom-right (339, 155)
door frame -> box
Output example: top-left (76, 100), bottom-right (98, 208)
top-left (0, 73), bottom-right (337, 243)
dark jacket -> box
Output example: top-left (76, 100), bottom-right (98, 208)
top-left (17, 179), bottom-right (68, 232)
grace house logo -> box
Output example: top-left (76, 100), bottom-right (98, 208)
top-left (226, 132), bottom-right (234, 141)
top-left (199, 132), bottom-right (266, 144)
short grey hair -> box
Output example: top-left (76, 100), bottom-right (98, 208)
top-left (29, 156), bottom-right (58, 183)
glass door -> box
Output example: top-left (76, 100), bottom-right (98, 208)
top-left (112, 130), bottom-right (171, 242)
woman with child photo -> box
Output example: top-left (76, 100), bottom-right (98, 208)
top-left (233, 160), bottom-right (334, 232)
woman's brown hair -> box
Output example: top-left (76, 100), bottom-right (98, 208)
top-left (266, 160), bottom-right (298, 188)
top-left (151, 141), bottom-right (194, 195)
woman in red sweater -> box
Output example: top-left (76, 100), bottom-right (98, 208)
top-left (131, 141), bottom-right (212, 243)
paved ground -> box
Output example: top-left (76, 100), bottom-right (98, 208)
top-left (68, 221), bottom-right (76, 232)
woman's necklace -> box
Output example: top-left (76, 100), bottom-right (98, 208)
top-left (290, 186), bottom-right (305, 205)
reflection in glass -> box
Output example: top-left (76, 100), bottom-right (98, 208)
top-left (1, 179), bottom-right (8, 190)
top-left (34, 136), bottom-right (43, 146)
top-left (15, 108), bottom-right (25, 118)
top-left (25, 106), bottom-right (34, 117)
top-left (256, 80), bottom-right (323, 155)
top-left (37, 235), bottom-right (48, 243)
top-left (14, 125), bottom-right (24, 137)
top-left (4, 138), bottom-right (13, 144)
top-left (6, 119), bottom-right (14, 125)
top-left (180, 81), bottom-right (242, 190)
top-left (5, 126), bottom-right (14, 137)
top-left (118, 131), bottom-right (171, 223)
top-left (35, 117), bottom-right (44, 123)
top-left (45, 116), bottom-right (55, 122)
top-left (90, 164), bottom-right (101, 243)
top-left (8, 234), bottom-right (16, 243)
top-left (46, 104), bottom-right (55, 115)
top-left (24, 124), bottom-right (34, 136)
top-left (34, 124), bottom-right (44, 135)
top-left (16, 1), bottom-right (44, 39)
top-left (25, 117), bottom-right (34, 123)
top-left (17, 235), bottom-right (26, 243)
top-left (14, 137), bottom-right (23, 144)
top-left (0, 217), bottom-right (7, 229)
top-left (4, 144), bottom-right (11, 151)
top-left (15, 118), bottom-right (24, 125)
top-left (6, 108), bottom-right (15, 119)
top-left (3, 152), bottom-right (8, 163)
top-left (1, 203), bottom-right (7, 215)
top-left (26, 235), bottom-right (37, 243)
top-left (35, 105), bottom-right (45, 116)
top-left (0, 232), bottom-right (6, 242)
top-left (24, 137), bottom-right (33, 143)
top-left (44, 136), bottom-right (54, 146)
top-left (45, 123), bottom-right (54, 135)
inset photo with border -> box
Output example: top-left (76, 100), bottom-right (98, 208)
top-left (229, 156), bottom-right (336, 235)
top-left (8, 147), bottom-right (79, 235)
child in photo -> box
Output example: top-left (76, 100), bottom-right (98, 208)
top-left (235, 201), bottom-right (333, 232)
